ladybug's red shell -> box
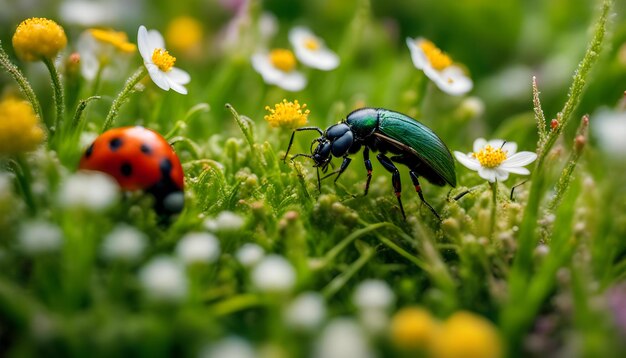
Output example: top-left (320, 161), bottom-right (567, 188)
top-left (79, 126), bottom-right (184, 216)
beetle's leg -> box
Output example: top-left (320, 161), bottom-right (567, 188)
top-left (377, 153), bottom-right (406, 220)
top-left (320, 156), bottom-right (352, 182)
top-left (363, 147), bottom-right (373, 196)
top-left (289, 153), bottom-right (314, 161)
top-left (283, 127), bottom-right (324, 162)
top-left (316, 167), bottom-right (321, 192)
top-left (409, 171), bottom-right (440, 220)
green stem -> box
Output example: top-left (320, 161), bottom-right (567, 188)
top-left (511, 0), bottom-right (611, 283)
top-left (489, 181), bottom-right (498, 240)
top-left (322, 244), bottom-right (375, 299)
top-left (43, 57), bottom-right (65, 139)
top-left (102, 66), bottom-right (147, 132)
top-left (164, 103), bottom-right (210, 139)
top-left (0, 42), bottom-right (43, 125)
top-left (8, 155), bottom-right (36, 215)
top-left (71, 96), bottom-right (101, 129)
top-left (313, 222), bottom-right (389, 270)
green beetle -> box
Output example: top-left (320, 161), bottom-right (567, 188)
top-left (284, 107), bottom-right (456, 219)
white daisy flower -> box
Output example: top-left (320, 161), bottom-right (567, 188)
top-left (592, 108), bottom-right (626, 158)
top-left (58, 171), bottom-right (120, 211)
top-left (204, 210), bottom-right (245, 232)
top-left (18, 220), bottom-right (63, 254)
top-left (199, 336), bottom-right (257, 358)
top-left (288, 26), bottom-right (339, 71)
top-left (139, 256), bottom-right (187, 303)
top-left (101, 224), bottom-right (147, 262)
top-left (454, 138), bottom-right (538, 183)
top-left (284, 292), bottom-right (326, 331)
top-left (352, 279), bottom-right (395, 311)
top-left (406, 37), bottom-right (473, 96)
top-left (251, 48), bottom-right (306, 91)
top-left (175, 232), bottom-right (220, 265)
top-left (251, 255), bottom-right (296, 293)
top-left (314, 318), bottom-right (374, 358)
top-left (235, 243), bottom-right (265, 267)
top-left (137, 25), bottom-right (190, 95)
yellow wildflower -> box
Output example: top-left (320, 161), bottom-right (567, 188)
top-left (12, 17), bottom-right (67, 61)
top-left (264, 99), bottom-right (310, 129)
top-left (89, 29), bottom-right (136, 53)
top-left (389, 307), bottom-right (440, 351)
top-left (0, 98), bottom-right (45, 155)
top-left (432, 311), bottom-right (503, 358)
top-left (166, 16), bottom-right (203, 53)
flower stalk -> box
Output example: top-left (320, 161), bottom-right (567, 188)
top-left (102, 66), bottom-right (147, 132)
top-left (42, 57), bottom-right (65, 138)
top-left (0, 43), bottom-right (43, 124)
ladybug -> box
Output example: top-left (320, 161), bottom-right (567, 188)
top-left (79, 126), bottom-right (185, 218)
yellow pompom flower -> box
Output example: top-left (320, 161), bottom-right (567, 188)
top-left (166, 16), bottom-right (203, 54)
top-left (389, 307), bottom-right (440, 351)
top-left (432, 311), bottom-right (503, 358)
top-left (0, 98), bottom-right (45, 155)
top-left (264, 99), bottom-right (310, 129)
top-left (12, 17), bottom-right (67, 61)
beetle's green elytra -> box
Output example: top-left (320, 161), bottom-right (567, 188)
top-left (284, 107), bottom-right (457, 220)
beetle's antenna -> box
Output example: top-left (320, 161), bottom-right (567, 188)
top-left (510, 180), bottom-right (529, 201)
top-left (283, 126), bottom-right (324, 162)
top-left (500, 140), bottom-right (507, 149)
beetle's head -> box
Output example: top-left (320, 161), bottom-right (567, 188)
top-left (311, 137), bottom-right (332, 169)
top-left (310, 123), bottom-right (355, 169)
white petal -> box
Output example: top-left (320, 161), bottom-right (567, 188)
top-left (473, 138), bottom-right (487, 153)
top-left (251, 53), bottom-right (284, 83)
top-left (501, 166), bottom-right (530, 175)
top-left (478, 167), bottom-right (497, 182)
top-left (454, 151), bottom-right (481, 171)
top-left (487, 139), bottom-right (506, 149)
top-left (295, 47), bottom-right (339, 70)
top-left (406, 37), bottom-right (429, 69)
top-left (147, 29), bottom-right (165, 50)
top-left (433, 66), bottom-right (473, 96)
top-left (495, 168), bottom-right (510, 181)
top-left (137, 25), bottom-right (152, 61)
top-left (289, 26), bottom-right (314, 48)
top-left (167, 78), bottom-right (188, 94)
top-left (502, 151), bottom-right (537, 167)
top-left (146, 65), bottom-right (170, 91)
top-left (167, 67), bottom-right (191, 84)
top-left (276, 71), bottom-right (307, 92)
top-left (501, 141), bottom-right (518, 155)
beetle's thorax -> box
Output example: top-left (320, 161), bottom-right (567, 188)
top-left (345, 107), bottom-right (379, 139)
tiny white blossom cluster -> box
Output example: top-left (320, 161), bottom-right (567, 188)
top-left (251, 26), bottom-right (339, 92)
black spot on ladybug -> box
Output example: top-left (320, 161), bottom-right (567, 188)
top-left (140, 143), bottom-right (152, 155)
top-left (160, 158), bottom-right (172, 175)
top-left (120, 162), bottom-right (133, 177)
top-left (85, 143), bottom-right (94, 158)
top-left (109, 137), bottom-right (123, 151)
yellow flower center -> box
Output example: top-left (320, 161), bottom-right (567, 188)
top-left (419, 39), bottom-right (453, 71)
top-left (304, 37), bottom-right (320, 50)
top-left (89, 29), bottom-right (136, 53)
top-left (152, 48), bottom-right (176, 72)
top-left (472, 144), bottom-right (507, 168)
top-left (269, 49), bottom-right (297, 72)
top-left (12, 17), bottom-right (67, 61)
top-left (0, 98), bottom-right (45, 155)
top-left (264, 99), bottom-right (310, 129)
top-left (166, 16), bottom-right (203, 52)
